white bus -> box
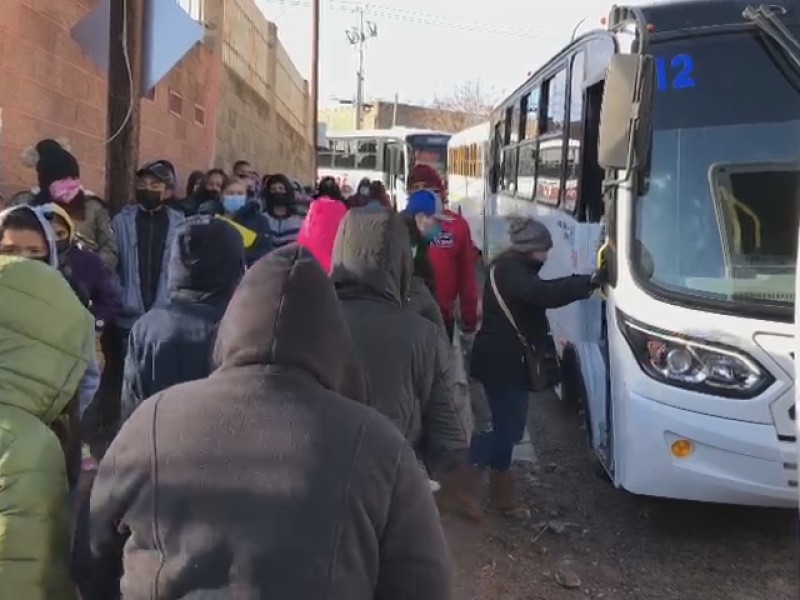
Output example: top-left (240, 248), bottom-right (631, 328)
top-left (316, 127), bottom-right (451, 210)
top-left (460, 0), bottom-right (800, 507)
top-left (447, 121), bottom-right (489, 248)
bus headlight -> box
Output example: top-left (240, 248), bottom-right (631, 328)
top-left (619, 314), bottom-right (773, 399)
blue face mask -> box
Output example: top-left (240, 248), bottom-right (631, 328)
top-left (223, 194), bottom-right (247, 214)
top-left (422, 221), bottom-right (441, 242)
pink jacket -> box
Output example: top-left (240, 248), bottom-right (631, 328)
top-left (297, 196), bottom-right (348, 273)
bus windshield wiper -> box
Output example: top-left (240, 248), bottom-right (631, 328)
top-left (744, 4), bottom-right (800, 71)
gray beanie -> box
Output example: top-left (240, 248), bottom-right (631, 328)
top-left (508, 216), bottom-right (552, 253)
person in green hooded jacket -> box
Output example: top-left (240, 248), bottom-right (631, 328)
top-left (0, 255), bottom-right (95, 599)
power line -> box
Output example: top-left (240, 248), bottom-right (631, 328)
top-left (258, 0), bottom-right (560, 38)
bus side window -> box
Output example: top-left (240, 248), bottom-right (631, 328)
top-left (317, 143), bottom-right (334, 168)
top-left (502, 147), bottom-right (518, 195)
top-left (357, 139), bottom-right (377, 170)
top-left (580, 81), bottom-right (606, 223)
top-left (490, 121), bottom-right (502, 193)
top-left (566, 51), bottom-right (585, 215)
top-left (334, 140), bottom-right (356, 169)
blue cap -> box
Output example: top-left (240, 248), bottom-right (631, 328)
top-left (402, 190), bottom-right (453, 221)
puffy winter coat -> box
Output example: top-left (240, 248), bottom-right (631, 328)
top-left (0, 256), bottom-right (94, 599)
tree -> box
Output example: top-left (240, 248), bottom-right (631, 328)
top-left (423, 80), bottom-right (499, 132)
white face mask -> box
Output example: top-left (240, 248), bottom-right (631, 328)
top-left (359, 186), bottom-right (369, 197)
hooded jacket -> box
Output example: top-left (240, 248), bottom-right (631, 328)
top-left (297, 195), bottom-right (348, 273)
top-left (120, 217), bottom-right (245, 424)
top-left (197, 199), bottom-right (272, 267)
top-left (20, 187), bottom-right (119, 272)
top-left (43, 203), bottom-right (121, 325)
top-left (407, 165), bottom-right (480, 333)
top-left (331, 208), bottom-right (470, 475)
top-left (0, 256), bottom-right (94, 599)
top-left (76, 245), bottom-right (453, 600)
top-left (0, 205), bottom-right (102, 419)
top-left (263, 174), bottom-right (304, 247)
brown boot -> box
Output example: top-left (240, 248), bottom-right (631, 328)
top-left (489, 470), bottom-right (530, 521)
top-left (436, 463), bottom-right (486, 524)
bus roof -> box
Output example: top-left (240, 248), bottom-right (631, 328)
top-left (612, 0), bottom-right (799, 37)
top-left (448, 122), bottom-right (490, 147)
top-left (324, 127), bottom-right (451, 140)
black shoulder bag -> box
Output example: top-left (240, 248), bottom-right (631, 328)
top-left (489, 266), bottom-right (561, 392)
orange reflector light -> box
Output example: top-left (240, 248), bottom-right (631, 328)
top-left (670, 439), bottom-right (694, 459)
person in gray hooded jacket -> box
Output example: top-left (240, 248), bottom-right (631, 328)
top-left (75, 245), bottom-right (453, 599)
top-left (331, 207), bottom-right (482, 521)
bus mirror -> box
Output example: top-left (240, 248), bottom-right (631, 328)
top-left (598, 54), bottom-right (655, 171)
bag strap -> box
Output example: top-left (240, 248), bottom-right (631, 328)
top-left (489, 266), bottom-right (528, 346)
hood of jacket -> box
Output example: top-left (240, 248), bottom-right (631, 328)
top-left (263, 174), bottom-right (298, 216)
top-left (0, 256), bottom-right (94, 423)
top-left (168, 216), bottom-right (245, 304)
top-left (330, 207), bottom-right (413, 306)
top-left (0, 205), bottom-right (59, 268)
top-left (213, 244), bottom-right (368, 403)
top-left (297, 196), bottom-right (348, 273)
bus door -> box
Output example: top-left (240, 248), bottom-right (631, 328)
top-left (383, 140), bottom-right (407, 210)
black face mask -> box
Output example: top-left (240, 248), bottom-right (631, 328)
top-left (270, 193), bottom-right (289, 206)
top-left (136, 189), bottom-right (163, 211)
top-left (55, 239), bottom-right (70, 255)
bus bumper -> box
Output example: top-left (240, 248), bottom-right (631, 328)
top-left (618, 392), bottom-right (797, 508)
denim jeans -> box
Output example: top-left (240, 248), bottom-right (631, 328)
top-left (469, 381), bottom-right (529, 472)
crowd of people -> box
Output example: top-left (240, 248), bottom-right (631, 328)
top-left (0, 137), bottom-right (604, 598)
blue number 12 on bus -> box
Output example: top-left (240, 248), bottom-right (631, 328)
top-left (655, 54), bottom-right (696, 91)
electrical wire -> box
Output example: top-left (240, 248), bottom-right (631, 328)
top-left (106, 0), bottom-right (134, 144)
top-left (259, 0), bottom-right (561, 38)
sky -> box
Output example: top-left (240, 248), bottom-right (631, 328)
top-left (255, 0), bottom-right (640, 109)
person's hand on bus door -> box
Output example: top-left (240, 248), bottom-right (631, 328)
top-left (589, 264), bottom-right (608, 290)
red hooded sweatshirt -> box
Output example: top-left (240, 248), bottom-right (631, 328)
top-left (297, 196), bottom-right (348, 273)
top-left (408, 164), bottom-right (479, 333)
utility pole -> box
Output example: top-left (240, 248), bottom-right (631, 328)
top-left (392, 92), bottom-right (398, 127)
top-left (311, 0), bottom-right (320, 175)
top-left (345, 6), bottom-right (377, 130)
top-left (106, 0), bottom-right (144, 215)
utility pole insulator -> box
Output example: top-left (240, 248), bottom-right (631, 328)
top-left (346, 5), bottom-right (378, 130)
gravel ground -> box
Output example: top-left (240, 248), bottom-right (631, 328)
top-left (443, 389), bottom-right (799, 600)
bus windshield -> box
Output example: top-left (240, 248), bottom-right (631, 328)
top-left (407, 133), bottom-right (450, 178)
top-left (633, 25), bottom-right (800, 319)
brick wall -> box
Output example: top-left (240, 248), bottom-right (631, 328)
top-left (0, 0), bottom-right (108, 199)
top-left (139, 43), bottom-right (215, 195)
top-left (0, 0), bottom-right (214, 203)
top-left (0, 0), bottom-right (312, 200)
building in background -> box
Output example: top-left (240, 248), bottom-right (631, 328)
top-left (207, 0), bottom-right (313, 183)
top-left (320, 100), bottom-right (482, 133)
top-left (0, 0), bottom-right (313, 201)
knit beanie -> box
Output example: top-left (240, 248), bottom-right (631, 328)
top-left (508, 216), bottom-right (552, 253)
top-left (408, 164), bottom-right (444, 196)
top-left (36, 144), bottom-right (80, 192)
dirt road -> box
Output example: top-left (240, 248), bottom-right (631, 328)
top-left (443, 390), bottom-right (798, 599)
